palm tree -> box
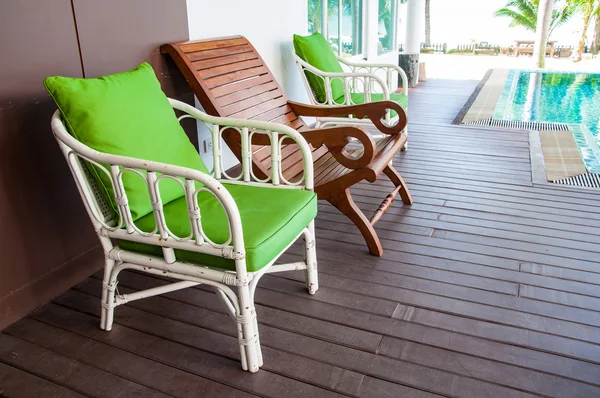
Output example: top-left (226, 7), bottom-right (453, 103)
top-left (569, 0), bottom-right (600, 61)
top-left (494, 0), bottom-right (574, 37)
top-left (592, 14), bottom-right (600, 53)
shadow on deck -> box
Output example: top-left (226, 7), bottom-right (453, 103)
top-left (2, 79), bottom-right (600, 398)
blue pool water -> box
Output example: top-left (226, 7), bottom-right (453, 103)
top-left (493, 70), bottom-right (600, 173)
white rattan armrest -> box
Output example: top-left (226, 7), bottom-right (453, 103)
top-left (336, 56), bottom-right (409, 97)
top-left (169, 99), bottom-right (314, 190)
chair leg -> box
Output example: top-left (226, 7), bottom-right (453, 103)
top-left (304, 221), bottom-right (319, 295)
top-left (236, 285), bottom-right (261, 373)
top-left (383, 164), bottom-right (413, 205)
top-left (252, 314), bottom-right (263, 367)
top-left (100, 258), bottom-right (117, 331)
top-left (328, 188), bottom-right (383, 256)
top-left (401, 126), bottom-right (408, 151)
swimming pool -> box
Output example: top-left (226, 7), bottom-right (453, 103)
top-left (493, 70), bottom-right (600, 173)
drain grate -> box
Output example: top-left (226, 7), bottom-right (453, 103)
top-left (553, 173), bottom-right (600, 188)
top-left (462, 118), bottom-right (600, 189)
top-left (465, 118), bottom-right (570, 131)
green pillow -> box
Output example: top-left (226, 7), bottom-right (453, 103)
top-left (44, 63), bottom-right (209, 221)
top-left (294, 32), bottom-right (345, 104)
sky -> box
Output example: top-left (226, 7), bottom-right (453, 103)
top-left (398, 0), bottom-right (593, 49)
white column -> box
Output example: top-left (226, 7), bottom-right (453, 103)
top-left (405, 0), bottom-right (425, 54)
top-left (365, 0), bottom-right (379, 60)
top-left (533, 0), bottom-right (554, 68)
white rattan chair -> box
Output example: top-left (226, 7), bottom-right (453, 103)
top-left (294, 54), bottom-right (409, 149)
top-left (50, 98), bottom-right (318, 373)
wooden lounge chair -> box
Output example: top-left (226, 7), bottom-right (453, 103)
top-left (161, 36), bottom-right (412, 256)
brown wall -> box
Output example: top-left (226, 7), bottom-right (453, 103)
top-left (0, 0), bottom-right (192, 329)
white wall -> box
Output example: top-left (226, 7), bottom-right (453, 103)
top-left (186, 0), bottom-right (311, 170)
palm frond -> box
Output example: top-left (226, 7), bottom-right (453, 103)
top-left (505, 0), bottom-right (537, 20)
top-left (494, 7), bottom-right (537, 31)
top-left (550, 3), bottom-right (576, 34)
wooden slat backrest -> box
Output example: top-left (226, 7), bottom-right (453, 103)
top-left (162, 36), bottom-right (328, 180)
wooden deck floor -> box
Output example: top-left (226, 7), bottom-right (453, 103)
top-left (3, 79), bottom-right (600, 398)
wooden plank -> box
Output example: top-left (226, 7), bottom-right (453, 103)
top-left (383, 177), bottom-right (600, 212)
top-left (66, 281), bottom-right (537, 398)
top-left (376, 335), bottom-right (600, 398)
top-left (519, 262), bottom-right (600, 286)
top-left (284, 229), bottom-right (516, 295)
top-left (229, 97), bottom-right (288, 119)
top-left (256, 275), bottom-right (600, 386)
top-left (264, 111), bottom-right (298, 127)
top-left (4, 319), bottom-right (255, 398)
top-left (221, 88), bottom-right (283, 117)
top-left (296, 230), bottom-right (600, 298)
top-left (336, 204), bottom-right (600, 256)
top-left (31, 302), bottom-right (350, 398)
top-left (102, 272), bottom-right (384, 353)
top-left (519, 284), bottom-right (600, 312)
top-left (316, 195), bottom-right (600, 273)
top-left (186, 44), bottom-right (254, 62)
top-left (117, 271), bottom-right (600, 395)
top-left (0, 333), bottom-right (170, 397)
top-left (216, 81), bottom-right (279, 108)
top-left (197, 58), bottom-right (265, 80)
top-left (193, 51), bottom-right (259, 71)
top-left (179, 37), bottom-right (247, 53)
top-left (204, 66), bottom-right (269, 89)
top-left (210, 74), bottom-right (273, 98)
top-left (0, 362), bottom-right (85, 398)
top-left (321, 221), bottom-right (598, 314)
top-left (298, 252), bottom-right (600, 339)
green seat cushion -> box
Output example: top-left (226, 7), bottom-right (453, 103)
top-left (119, 184), bottom-right (317, 272)
top-left (294, 32), bottom-right (345, 103)
top-left (44, 62), bottom-right (208, 220)
top-left (335, 92), bottom-right (408, 118)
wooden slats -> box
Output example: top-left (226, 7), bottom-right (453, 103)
top-left (197, 58), bottom-right (264, 80)
top-left (250, 104), bottom-right (292, 124)
top-left (203, 66), bottom-right (269, 89)
top-left (221, 88), bottom-right (282, 117)
top-left (179, 37), bottom-right (247, 53)
top-left (210, 74), bottom-right (273, 98)
top-left (216, 81), bottom-right (279, 107)
top-left (314, 154), bottom-right (349, 185)
top-left (0, 362), bottom-right (85, 398)
top-left (192, 51), bottom-right (258, 71)
top-left (186, 44), bottom-right (254, 62)
top-left (227, 96), bottom-right (287, 120)
top-left (268, 111), bottom-right (299, 126)
top-left (0, 334), bottom-right (170, 397)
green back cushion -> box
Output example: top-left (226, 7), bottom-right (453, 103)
top-left (44, 63), bottom-right (209, 220)
top-left (293, 32), bottom-right (345, 103)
